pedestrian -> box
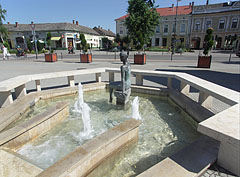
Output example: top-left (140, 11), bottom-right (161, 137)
top-left (2, 45), bottom-right (9, 60)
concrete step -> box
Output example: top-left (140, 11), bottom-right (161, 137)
top-left (137, 135), bottom-right (220, 177)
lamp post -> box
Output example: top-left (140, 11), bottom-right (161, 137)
top-left (30, 22), bottom-right (38, 59)
top-left (171, 0), bottom-right (180, 61)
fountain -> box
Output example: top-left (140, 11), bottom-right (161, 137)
top-left (74, 82), bottom-right (92, 136)
top-left (15, 90), bottom-right (199, 174)
top-left (131, 96), bottom-right (141, 120)
top-left (73, 83), bottom-right (84, 113)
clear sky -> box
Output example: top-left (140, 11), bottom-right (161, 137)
top-left (1, 0), bottom-right (230, 33)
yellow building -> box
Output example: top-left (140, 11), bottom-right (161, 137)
top-left (190, 1), bottom-right (240, 49)
top-left (115, 4), bottom-right (193, 48)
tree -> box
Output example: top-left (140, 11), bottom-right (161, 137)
top-left (0, 4), bottom-right (7, 43)
top-left (125, 0), bottom-right (159, 52)
top-left (80, 34), bottom-right (87, 53)
top-left (26, 38), bottom-right (33, 51)
top-left (115, 34), bottom-right (122, 44)
top-left (0, 25), bottom-right (7, 43)
top-left (0, 4), bottom-right (7, 24)
top-left (203, 28), bottom-right (214, 56)
top-left (46, 32), bottom-right (52, 53)
top-left (37, 40), bottom-right (44, 51)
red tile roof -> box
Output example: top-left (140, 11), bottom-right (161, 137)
top-left (157, 5), bottom-right (192, 16)
top-left (115, 5), bottom-right (192, 20)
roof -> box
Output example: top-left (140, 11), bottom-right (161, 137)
top-left (115, 5), bottom-right (192, 20)
top-left (3, 22), bottom-right (100, 36)
top-left (156, 5), bottom-right (192, 16)
top-left (93, 27), bottom-right (115, 37)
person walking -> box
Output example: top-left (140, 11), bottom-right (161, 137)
top-left (2, 45), bottom-right (9, 60)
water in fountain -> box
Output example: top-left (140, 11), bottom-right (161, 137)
top-left (131, 96), bottom-right (141, 120)
top-left (81, 102), bottom-right (92, 136)
top-left (73, 83), bottom-right (84, 113)
top-left (73, 83), bottom-right (92, 136)
top-left (17, 90), bottom-right (200, 172)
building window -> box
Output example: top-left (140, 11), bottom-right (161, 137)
top-left (219, 19), bottom-right (225, 29)
top-left (156, 26), bottom-right (160, 33)
top-left (164, 25), bottom-right (168, 33)
top-left (231, 18), bottom-right (238, 29)
top-left (172, 24), bottom-right (176, 33)
top-left (180, 38), bottom-right (184, 43)
top-left (155, 38), bottom-right (159, 46)
top-left (120, 21), bottom-right (125, 25)
top-left (206, 20), bottom-right (212, 29)
top-left (162, 38), bottom-right (167, 46)
top-left (120, 27), bottom-right (123, 34)
top-left (180, 24), bottom-right (186, 33)
top-left (195, 21), bottom-right (201, 31)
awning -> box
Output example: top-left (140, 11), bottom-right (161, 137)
top-left (51, 37), bottom-right (61, 41)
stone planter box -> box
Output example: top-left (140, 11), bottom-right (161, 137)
top-left (45, 53), bottom-right (58, 62)
top-left (197, 55), bottom-right (212, 68)
top-left (80, 54), bottom-right (92, 63)
top-left (134, 54), bottom-right (146, 65)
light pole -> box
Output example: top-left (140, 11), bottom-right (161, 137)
top-left (30, 22), bottom-right (38, 59)
top-left (171, 0), bottom-right (180, 61)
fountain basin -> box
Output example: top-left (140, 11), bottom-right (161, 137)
top-left (0, 66), bottom-right (238, 176)
top-left (0, 102), bottom-right (69, 150)
top-left (37, 119), bottom-right (140, 177)
top-left (6, 86), bottom-right (199, 177)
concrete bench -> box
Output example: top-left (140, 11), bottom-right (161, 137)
top-left (198, 104), bottom-right (240, 176)
top-left (137, 136), bottom-right (219, 177)
top-left (0, 68), bottom-right (105, 108)
top-left (0, 76), bottom-right (31, 107)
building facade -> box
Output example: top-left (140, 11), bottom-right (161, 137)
top-left (116, 1), bottom-right (240, 49)
top-left (190, 1), bottom-right (240, 49)
top-left (115, 4), bottom-right (192, 48)
top-left (3, 20), bottom-right (115, 50)
top-left (151, 4), bottom-right (192, 48)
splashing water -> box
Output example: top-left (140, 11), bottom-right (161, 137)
top-left (73, 83), bottom-right (84, 113)
top-left (131, 96), bottom-right (141, 120)
top-left (73, 83), bottom-right (92, 136)
top-left (81, 102), bottom-right (92, 136)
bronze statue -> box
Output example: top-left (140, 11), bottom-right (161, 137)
top-left (109, 51), bottom-right (131, 105)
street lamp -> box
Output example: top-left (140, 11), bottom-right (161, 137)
top-left (171, 0), bottom-right (181, 61)
top-left (30, 22), bottom-right (38, 59)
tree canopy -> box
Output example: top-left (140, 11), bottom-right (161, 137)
top-left (125, 0), bottom-right (159, 51)
top-left (0, 4), bottom-right (7, 43)
top-left (0, 4), bottom-right (7, 25)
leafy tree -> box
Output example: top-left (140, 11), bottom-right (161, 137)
top-left (102, 37), bottom-right (113, 50)
top-left (80, 34), bottom-right (87, 53)
top-left (0, 25), bottom-right (7, 43)
top-left (3, 40), bottom-right (9, 49)
top-left (203, 28), bottom-right (214, 56)
top-left (26, 38), bottom-right (33, 51)
top-left (115, 34), bottom-right (122, 44)
top-left (0, 4), bottom-right (7, 43)
top-left (125, 0), bottom-right (159, 52)
top-left (37, 40), bottom-right (44, 51)
top-left (0, 4), bottom-right (7, 24)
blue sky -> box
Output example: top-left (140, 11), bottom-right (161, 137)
top-left (1, 0), bottom-right (230, 33)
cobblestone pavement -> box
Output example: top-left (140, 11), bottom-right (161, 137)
top-left (201, 163), bottom-right (237, 177)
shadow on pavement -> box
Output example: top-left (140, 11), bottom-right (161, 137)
top-left (221, 61), bottom-right (240, 65)
top-left (147, 69), bottom-right (240, 92)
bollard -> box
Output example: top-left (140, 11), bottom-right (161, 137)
top-left (61, 52), bottom-right (63, 59)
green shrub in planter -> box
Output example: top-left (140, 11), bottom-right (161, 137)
top-left (203, 28), bottom-right (214, 56)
